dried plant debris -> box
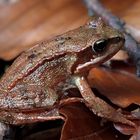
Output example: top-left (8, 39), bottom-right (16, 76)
top-left (83, 0), bottom-right (140, 77)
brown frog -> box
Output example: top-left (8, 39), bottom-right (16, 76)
top-left (0, 17), bottom-right (134, 126)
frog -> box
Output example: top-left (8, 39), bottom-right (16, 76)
top-left (0, 17), bottom-right (134, 126)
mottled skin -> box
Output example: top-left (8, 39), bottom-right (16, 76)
top-left (0, 17), bottom-right (132, 125)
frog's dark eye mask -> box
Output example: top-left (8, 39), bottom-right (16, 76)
top-left (92, 37), bottom-right (123, 54)
top-left (75, 36), bottom-right (124, 74)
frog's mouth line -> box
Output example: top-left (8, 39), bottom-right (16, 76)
top-left (75, 42), bottom-right (123, 74)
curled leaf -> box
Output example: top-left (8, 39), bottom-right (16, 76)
top-left (59, 102), bottom-right (128, 140)
top-left (88, 67), bottom-right (140, 108)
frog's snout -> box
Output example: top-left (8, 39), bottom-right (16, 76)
top-left (116, 36), bottom-right (125, 42)
top-left (109, 36), bottom-right (125, 45)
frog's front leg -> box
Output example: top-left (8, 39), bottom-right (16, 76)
top-left (74, 76), bottom-right (135, 126)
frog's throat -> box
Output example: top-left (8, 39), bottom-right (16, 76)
top-left (75, 48), bottom-right (120, 74)
top-left (75, 58), bottom-right (101, 73)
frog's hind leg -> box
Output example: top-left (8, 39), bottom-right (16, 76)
top-left (0, 109), bottom-right (64, 125)
top-left (74, 76), bottom-right (135, 127)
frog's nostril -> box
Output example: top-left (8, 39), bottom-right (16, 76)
top-left (116, 37), bottom-right (125, 43)
top-left (116, 37), bottom-right (122, 42)
top-left (110, 37), bottom-right (125, 44)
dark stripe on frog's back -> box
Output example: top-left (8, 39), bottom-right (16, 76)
top-left (24, 54), bottom-right (76, 89)
top-left (0, 24), bottom-right (91, 91)
top-left (0, 54), bottom-right (76, 110)
top-left (0, 41), bottom-right (68, 90)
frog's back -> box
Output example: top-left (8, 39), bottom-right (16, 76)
top-left (0, 25), bottom-right (93, 110)
top-left (0, 25), bottom-right (92, 91)
top-left (0, 16), bottom-right (116, 91)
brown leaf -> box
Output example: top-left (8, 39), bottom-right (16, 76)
top-left (88, 67), bottom-right (140, 108)
top-left (59, 102), bottom-right (128, 140)
top-left (0, 0), bottom-right (87, 60)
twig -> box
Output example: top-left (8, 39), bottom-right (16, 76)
top-left (83, 0), bottom-right (140, 76)
top-left (125, 25), bottom-right (140, 42)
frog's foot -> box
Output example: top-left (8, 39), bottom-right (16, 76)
top-left (74, 76), bottom-right (135, 127)
top-left (84, 97), bottom-right (135, 127)
top-left (0, 109), bottom-right (64, 125)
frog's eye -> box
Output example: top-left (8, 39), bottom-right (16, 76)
top-left (92, 39), bottom-right (108, 53)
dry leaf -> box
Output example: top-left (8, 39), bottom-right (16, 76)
top-left (59, 102), bottom-right (128, 140)
top-left (0, 0), bottom-right (87, 60)
top-left (88, 67), bottom-right (140, 108)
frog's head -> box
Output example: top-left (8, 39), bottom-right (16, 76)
top-left (74, 17), bottom-right (125, 74)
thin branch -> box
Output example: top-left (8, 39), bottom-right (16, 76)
top-left (125, 25), bottom-right (140, 42)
